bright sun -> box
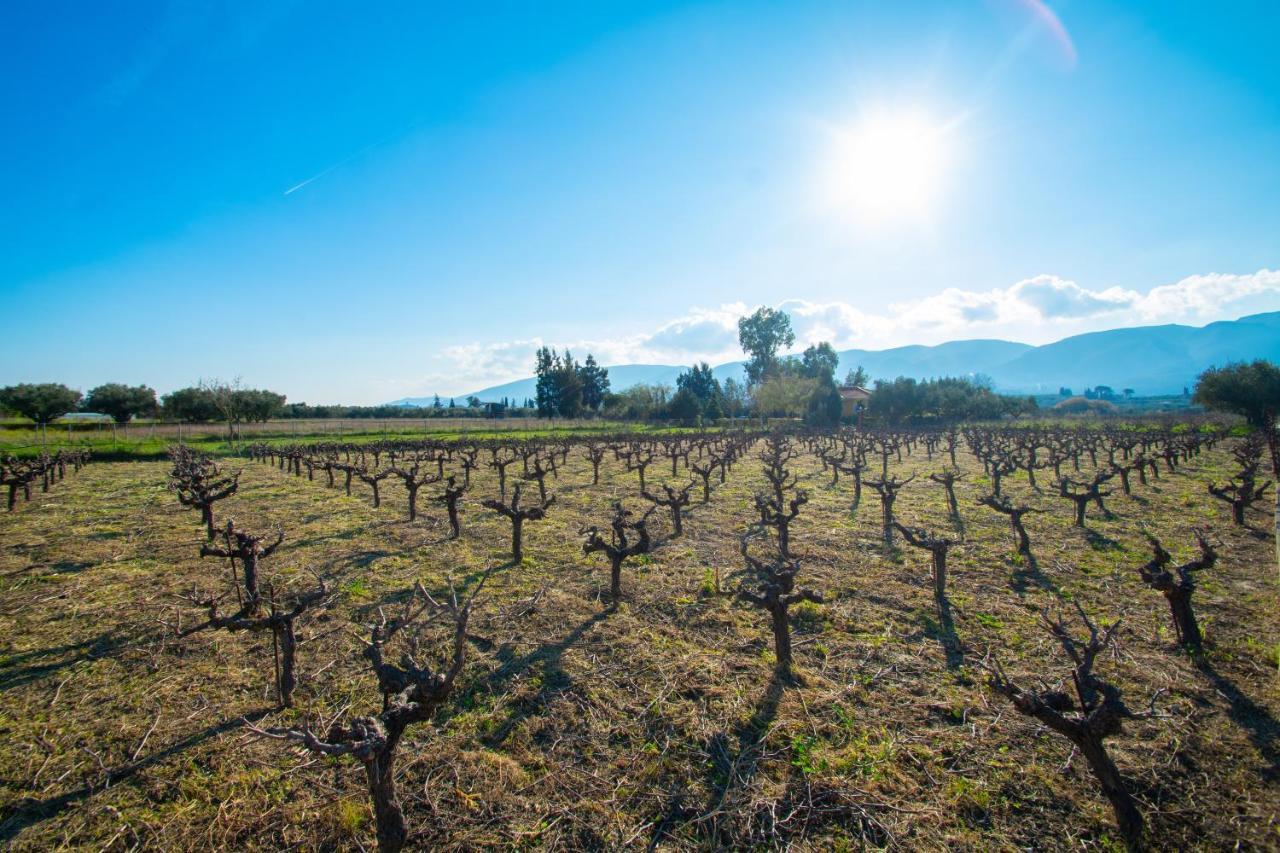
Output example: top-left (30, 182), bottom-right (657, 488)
top-left (822, 111), bottom-right (952, 223)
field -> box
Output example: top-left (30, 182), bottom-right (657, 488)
top-left (0, 418), bottom-right (650, 461)
top-left (0, 427), bottom-right (1276, 850)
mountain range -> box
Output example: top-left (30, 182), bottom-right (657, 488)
top-left (389, 311), bottom-right (1280, 405)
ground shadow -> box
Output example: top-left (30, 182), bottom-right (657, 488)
top-left (646, 784), bottom-right (697, 851)
top-left (1083, 528), bottom-right (1122, 551)
top-left (455, 609), bottom-right (610, 747)
top-left (351, 560), bottom-right (518, 622)
top-left (1009, 552), bottom-right (1057, 596)
top-left (698, 668), bottom-right (788, 843)
top-left (0, 560), bottom-right (96, 579)
top-left (0, 631), bottom-right (138, 692)
top-left (0, 708), bottom-right (273, 842)
top-left (347, 549), bottom-right (394, 569)
top-left (930, 597), bottom-right (966, 670)
top-left (456, 558), bottom-right (520, 591)
top-left (1243, 524), bottom-right (1273, 540)
top-left (1196, 659), bottom-right (1280, 782)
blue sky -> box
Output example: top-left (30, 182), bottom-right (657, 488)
top-left (3, 1), bottom-right (1278, 403)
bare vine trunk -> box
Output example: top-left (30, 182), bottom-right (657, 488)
top-left (1078, 736), bottom-right (1143, 850)
top-left (771, 604), bottom-right (792, 676)
top-left (277, 619), bottom-right (298, 707)
top-left (366, 747), bottom-right (408, 853)
top-left (610, 554), bottom-right (623, 604)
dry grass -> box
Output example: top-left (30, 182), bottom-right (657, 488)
top-left (0, 436), bottom-right (1276, 850)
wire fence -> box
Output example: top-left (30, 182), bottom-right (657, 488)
top-left (0, 417), bottom-right (644, 454)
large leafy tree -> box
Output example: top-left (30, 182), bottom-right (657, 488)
top-left (738, 307), bottom-right (795, 387)
top-left (800, 342), bottom-right (839, 382)
top-left (1194, 360), bottom-right (1280, 428)
top-left (806, 380), bottom-right (844, 425)
top-left (161, 387), bottom-right (221, 422)
top-left (675, 362), bottom-right (722, 417)
top-left (844, 365), bottom-right (870, 387)
top-left (720, 378), bottom-right (748, 417)
top-left (602, 383), bottom-right (671, 420)
top-left (553, 350), bottom-right (584, 418)
top-left (534, 348), bottom-right (606, 417)
top-left (532, 348), bottom-right (575, 417)
top-left (84, 383), bottom-right (157, 423)
top-left (579, 354), bottom-right (610, 412)
top-left (666, 386), bottom-right (703, 424)
top-left (233, 389), bottom-right (286, 422)
top-left (753, 376), bottom-right (817, 417)
top-left (534, 347), bottom-right (556, 416)
top-left (868, 375), bottom-right (1033, 426)
top-left (0, 383), bottom-right (83, 424)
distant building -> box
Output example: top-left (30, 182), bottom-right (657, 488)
top-left (838, 385), bottom-right (871, 419)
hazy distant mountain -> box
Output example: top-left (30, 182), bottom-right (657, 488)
top-left (390, 365), bottom-right (687, 409)
top-left (994, 312), bottom-right (1280, 393)
top-left (387, 311), bottom-right (1280, 405)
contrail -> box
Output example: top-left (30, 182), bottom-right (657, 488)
top-left (283, 141), bottom-right (380, 196)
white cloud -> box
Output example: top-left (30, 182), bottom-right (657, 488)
top-left (641, 304), bottom-right (745, 360)
top-left (402, 269), bottom-right (1280, 396)
top-left (1009, 275), bottom-right (1137, 318)
top-left (1132, 269), bottom-right (1280, 321)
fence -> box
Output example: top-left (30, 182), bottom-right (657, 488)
top-left (1, 417), bottom-right (626, 451)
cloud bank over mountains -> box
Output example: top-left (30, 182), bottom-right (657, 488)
top-left (408, 269), bottom-right (1280, 396)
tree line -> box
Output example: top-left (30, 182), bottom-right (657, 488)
top-left (529, 307), bottom-right (1031, 426)
top-left (6, 325), bottom-right (1276, 431)
top-left (0, 381), bottom-right (285, 425)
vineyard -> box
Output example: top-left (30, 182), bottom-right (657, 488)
top-left (0, 423), bottom-right (1276, 850)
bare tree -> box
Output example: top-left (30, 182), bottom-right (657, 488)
top-left (482, 483), bottom-right (554, 561)
top-left (622, 448), bottom-right (654, 492)
top-left (433, 475), bottom-right (468, 539)
top-left (185, 574), bottom-right (328, 707)
top-left (1136, 531), bottom-right (1217, 652)
top-left (1055, 475), bottom-right (1113, 528)
top-left (582, 441), bottom-right (608, 485)
top-left (929, 469), bottom-right (964, 524)
top-left (200, 520), bottom-right (284, 609)
top-left (487, 449), bottom-right (518, 500)
top-left (988, 453), bottom-right (1019, 498)
top-left (1208, 471), bottom-right (1272, 526)
top-left (866, 474), bottom-right (914, 547)
top-left (456, 446), bottom-right (480, 489)
top-left (171, 451), bottom-right (240, 540)
top-left (754, 434), bottom-right (809, 558)
top-left (581, 501), bottom-right (654, 607)
top-left (978, 493), bottom-right (1043, 557)
top-left (519, 455), bottom-right (553, 503)
top-left (690, 457), bottom-right (719, 503)
top-left (248, 575), bottom-right (489, 852)
top-left (832, 457), bottom-right (866, 513)
top-left (987, 606), bottom-right (1144, 850)
top-left (1110, 460), bottom-right (1141, 496)
top-left (737, 527), bottom-right (822, 680)
top-left (893, 522), bottom-right (959, 608)
top-left (753, 488), bottom-right (809, 560)
top-left (386, 460), bottom-right (441, 522)
top-left (641, 480), bottom-right (695, 537)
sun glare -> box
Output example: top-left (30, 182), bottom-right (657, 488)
top-left (822, 111), bottom-right (952, 224)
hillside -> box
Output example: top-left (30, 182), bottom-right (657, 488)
top-left (388, 311), bottom-right (1280, 404)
